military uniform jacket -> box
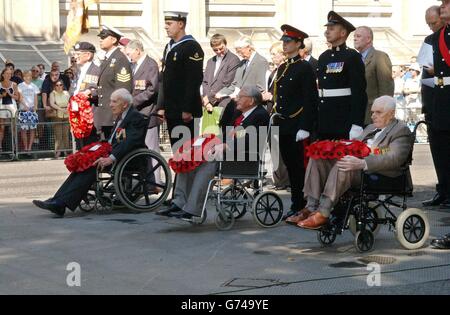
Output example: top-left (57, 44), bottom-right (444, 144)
top-left (77, 61), bottom-right (100, 101)
top-left (317, 43), bottom-right (368, 135)
top-left (431, 25), bottom-right (450, 131)
top-left (96, 48), bottom-right (132, 129)
top-left (274, 55), bottom-right (318, 135)
top-left (160, 36), bottom-right (204, 120)
top-left (131, 55), bottom-right (160, 129)
top-left (421, 34), bottom-right (434, 117)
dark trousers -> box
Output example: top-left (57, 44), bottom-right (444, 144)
top-left (280, 135), bottom-right (306, 211)
top-left (429, 128), bottom-right (450, 197)
top-left (54, 168), bottom-right (97, 211)
top-left (166, 118), bottom-right (196, 148)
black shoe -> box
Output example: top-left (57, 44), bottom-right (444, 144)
top-left (173, 211), bottom-right (197, 220)
top-left (440, 199), bottom-right (450, 209)
top-left (422, 193), bottom-right (447, 207)
top-left (156, 204), bottom-right (182, 217)
top-left (33, 200), bottom-right (66, 217)
top-left (431, 236), bottom-right (450, 250)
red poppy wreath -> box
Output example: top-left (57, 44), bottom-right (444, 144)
top-left (65, 142), bottom-right (112, 173)
top-left (68, 93), bottom-right (94, 139)
top-left (306, 140), bottom-right (371, 161)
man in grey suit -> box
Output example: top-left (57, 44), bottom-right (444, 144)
top-left (125, 40), bottom-right (160, 152)
top-left (300, 38), bottom-right (318, 75)
top-left (354, 26), bottom-right (394, 126)
top-left (288, 96), bottom-right (413, 230)
top-left (202, 34), bottom-right (241, 111)
top-left (215, 36), bottom-right (269, 125)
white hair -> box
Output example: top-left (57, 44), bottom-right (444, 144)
top-left (303, 38), bottom-right (313, 54)
top-left (373, 95), bottom-right (396, 112)
top-left (234, 36), bottom-right (254, 49)
top-left (126, 39), bottom-right (144, 52)
top-left (112, 88), bottom-right (133, 106)
top-left (240, 85), bottom-right (262, 105)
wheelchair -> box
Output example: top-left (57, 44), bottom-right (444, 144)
top-left (78, 148), bottom-right (172, 214)
top-left (194, 114), bottom-right (285, 231)
top-left (316, 121), bottom-right (430, 253)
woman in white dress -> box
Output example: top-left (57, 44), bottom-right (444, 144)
top-left (0, 68), bottom-right (20, 152)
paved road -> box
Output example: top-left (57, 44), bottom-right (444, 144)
top-left (0, 145), bottom-right (449, 295)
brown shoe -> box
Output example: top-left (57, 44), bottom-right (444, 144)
top-left (286, 209), bottom-right (312, 225)
top-left (297, 212), bottom-right (328, 230)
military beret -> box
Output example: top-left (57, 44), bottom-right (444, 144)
top-left (74, 42), bottom-right (96, 53)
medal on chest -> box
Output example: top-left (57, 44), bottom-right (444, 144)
top-left (326, 62), bottom-right (344, 74)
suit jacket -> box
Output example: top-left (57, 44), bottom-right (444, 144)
top-left (77, 62), bottom-right (101, 100)
top-left (363, 48), bottom-right (395, 125)
top-left (307, 56), bottom-right (319, 76)
top-left (202, 51), bottom-right (241, 107)
top-left (96, 48), bottom-right (132, 129)
top-left (358, 119), bottom-right (413, 178)
top-left (131, 55), bottom-right (160, 128)
top-left (111, 107), bottom-right (148, 161)
top-left (219, 52), bottom-right (269, 96)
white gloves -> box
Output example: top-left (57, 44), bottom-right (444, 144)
top-left (349, 124), bottom-right (364, 140)
top-left (296, 129), bottom-right (310, 142)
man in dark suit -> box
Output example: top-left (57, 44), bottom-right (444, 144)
top-left (96, 25), bottom-right (132, 140)
top-left (300, 38), bottom-right (318, 76)
top-left (72, 41), bottom-right (101, 147)
top-left (33, 89), bottom-right (147, 218)
top-left (125, 39), bottom-right (160, 152)
top-left (157, 86), bottom-right (269, 220)
top-left (202, 34), bottom-right (241, 111)
top-left (273, 25), bottom-right (319, 220)
top-left (158, 11), bottom-right (204, 147)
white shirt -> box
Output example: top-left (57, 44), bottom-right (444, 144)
top-left (18, 82), bottom-right (39, 110)
top-left (133, 54), bottom-right (146, 75)
top-left (367, 128), bottom-right (385, 149)
top-left (74, 61), bottom-right (92, 95)
top-left (104, 47), bottom-right (119, 60)
top-left (242, 106), bottom-right (257, 122)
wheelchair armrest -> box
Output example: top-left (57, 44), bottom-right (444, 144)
top-left (361, 170), bottom-right (413, 195)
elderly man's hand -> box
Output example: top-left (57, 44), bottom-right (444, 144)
top-left (94, 157), bottom-right (114, 170)
top-left (336, 156), bottom-right (366, 172)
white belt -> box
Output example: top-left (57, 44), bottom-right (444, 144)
top-left (434, 76), bottom-right (450, 86)
top-left (319, 88), bottom-right (352, 98)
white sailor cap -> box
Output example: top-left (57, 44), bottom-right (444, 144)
top-left (164, 11), bottom-right (189, 21)
top-left (98, 24), bottom-right (124, 40)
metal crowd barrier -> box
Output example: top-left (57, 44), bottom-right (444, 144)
top-left (0, 109), bottom-right (15, 161)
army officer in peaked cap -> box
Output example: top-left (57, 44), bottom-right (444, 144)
top-left (271, 24), bottom-right (319, 220)
top-left (317, 11), bottom-right (368, 141)
top-left (95, 24), bottom-right (132, 140)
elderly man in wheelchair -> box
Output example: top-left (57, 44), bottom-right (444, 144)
top-left (33, 89), bottom-right (171, 217)
top-left (287, 96), bottom-right (430, 251)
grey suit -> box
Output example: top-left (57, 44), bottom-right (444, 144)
top-left (203, 51), bottom-right (241, 107)
top-left (363, 48), bottom-right (395, 125)
top-left (304, 119), bottom-right (413, 212)
top-left (219, 52), bottom-right (269, 95)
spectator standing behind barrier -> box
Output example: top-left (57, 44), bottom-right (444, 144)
top-left (0, 68), bottom-right (20, 153)
top-left (403, 63), bottom-right (422, 119)
top-left (49, 80), bottom-right (70, 158)
top-left (354, 26), bottom-right (394, 126)
top-left (31, 66), bottom-right (44, 150)
top-left (37, 64), bottom-right (47, 81)
top-left (44, 62), bottom-right (70, 90)
top-left (64, 68), bottom-right (76, 95)
top-left (300, 38), bottom-right (319, 76)
top-left (17, 71), bottom-right (39, 153)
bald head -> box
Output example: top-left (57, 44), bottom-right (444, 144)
top-left (426, 5), bottom-right (444, 32)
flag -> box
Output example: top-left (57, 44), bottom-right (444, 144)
top-left (63, 0), bottom-right (100, 54)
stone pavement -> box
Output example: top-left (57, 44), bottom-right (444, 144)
top-left (0, 145), bottom-right (449, 295)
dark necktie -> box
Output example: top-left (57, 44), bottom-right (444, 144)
top-left (363, 129), bottom-right (381, 143)
top-left (242, 60), bottom-right (249, 78)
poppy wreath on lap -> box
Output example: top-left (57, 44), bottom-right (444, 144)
top-left (306, 140), bottom-right (371, 160)
top-left (64, 142), bottom-right (112, 173)
top-left (169, 134), bottom-right (222, 174)
top-left (68, 94), bottom-right (94, 139)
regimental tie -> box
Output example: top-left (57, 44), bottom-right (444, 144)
top-left (234, 114), bottom-right (245, 127)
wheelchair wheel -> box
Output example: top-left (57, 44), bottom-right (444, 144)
top-left (215, 209), bottom-right (235, 231)
top-left (79, 193), bottom-right (96, 213)
top-left (349, 203), bottom-right (383, 236)
top-left (317, 228), bottom-right (337, 247)
top-left (395, 208), bottom-right (430, 250)
top-left (354, 229), bottom-right (375, 253)
top-left (221, 186), bottom-right (249, 219)
top-left (252, 192), bottom-right (284, 228)
top-left (114, 149), bottom-right (172, 212)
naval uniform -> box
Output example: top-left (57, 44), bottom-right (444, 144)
top-left (317, 43), bottom-right (368, 140)
top-left (430, 24), bottom-right (450, 200)
top-left (160, 35), bottom-right (204, 147)
top-left (274, 55), bottom-right (318, 211)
